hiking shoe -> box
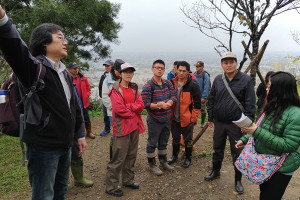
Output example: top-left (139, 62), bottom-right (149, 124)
top-left (99, 130), bottom-right (109, 136)
top-left (106, 189), bottom-right (123, 197)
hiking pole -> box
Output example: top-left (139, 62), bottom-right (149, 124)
top-left (178, 123), bottom-right (209, 159)
top-left (193, 123), bottom-right (208, 145)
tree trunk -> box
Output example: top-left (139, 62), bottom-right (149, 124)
top-left (250, 38), bottom-right (259, 85)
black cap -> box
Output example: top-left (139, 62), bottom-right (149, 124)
top-left (113, 59), bottom-right (125, 72)
top-left (68, 62), bottom-right (79, 68)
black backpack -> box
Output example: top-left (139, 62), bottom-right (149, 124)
top-left (0, 62), bottom-right (46, 165)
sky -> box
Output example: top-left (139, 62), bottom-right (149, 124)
top-left (109, 0), bottom-right (300, 55)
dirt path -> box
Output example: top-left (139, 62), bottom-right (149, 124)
top-left (3, 116), bottom-right (300, 200)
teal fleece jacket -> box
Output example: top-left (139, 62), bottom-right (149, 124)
top-left (240, 106), bottom-right (300, 173)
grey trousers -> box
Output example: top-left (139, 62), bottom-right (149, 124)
top-left (146, 116), bottom-right (171, 157)
top-left (105, 128), bottom-right (139, 192)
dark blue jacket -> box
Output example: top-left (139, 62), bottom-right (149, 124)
top-left (207, 71), bottom-right (255, 123)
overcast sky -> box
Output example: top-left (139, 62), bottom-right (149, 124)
top-left (109, 0), bottom-right (300, 55)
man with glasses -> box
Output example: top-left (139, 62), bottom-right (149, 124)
top-left (194, 61), bottom-right (211, 128)
top-left (141, 59), bottom-right (177, 176)
top-left (0, 5), bottom-right (86, 199)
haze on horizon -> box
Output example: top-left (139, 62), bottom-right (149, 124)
top-left (109, 0), bottom-right (300, 55)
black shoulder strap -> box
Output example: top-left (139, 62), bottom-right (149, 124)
top-left (19, 61), bottom-right (46, 166)
top-left (221, 73), bottom-right (245, 113)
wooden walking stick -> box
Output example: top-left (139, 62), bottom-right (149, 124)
top-left (193, 123), bottom-right (208, 145)
top-left (178, 123), bottom-right (209, 159)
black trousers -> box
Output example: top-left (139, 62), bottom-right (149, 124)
top-left (212, 120), bottom-right (243, 164)
top-left (82, 107), bottom-right (90, 124)
top-left (259, 172), bottom-right (292, 200)
top-left (171, 120), bottom-right (194, 146)
top-left (71, 139), bottom-right (80, 160)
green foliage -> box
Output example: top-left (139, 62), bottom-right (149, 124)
top-left (2, 0), bottom-right (121, 70)
top-left (0, 59), bottom-right (12, 86)
top-left (0, 135), bottom-right (29, 195)
top-left (88, 98), bottom-right (102, 117)
top-left (141, 109), bottom-right (148, 116)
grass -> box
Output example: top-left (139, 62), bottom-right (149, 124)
top-left (0, 133), bottom-right (30, 196)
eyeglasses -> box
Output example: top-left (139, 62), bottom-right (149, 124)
top-left (153, 66), bottom-right (165, 70)
top-left (57, 36), bottom-right (67, 43)
top-left (196, 66), bottom-right (203, 68)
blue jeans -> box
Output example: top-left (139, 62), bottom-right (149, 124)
top-left (26, 144), bottom-right (71, 200)
top-left (103, 105), bottom-right (110, 133)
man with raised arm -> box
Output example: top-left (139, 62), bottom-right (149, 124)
top-left (0, 5), bottom-right (86, 199)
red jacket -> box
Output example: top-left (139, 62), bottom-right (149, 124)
top-left (109, 81), bottom-right (145, 137)
top-left (74, 72), bottom-right (90, 108)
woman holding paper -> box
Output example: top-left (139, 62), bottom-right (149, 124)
top-left (236, 71), bottom-right (300, 200)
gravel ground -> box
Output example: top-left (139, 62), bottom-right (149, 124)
top-left (3, 116), bottom-right (300, 200)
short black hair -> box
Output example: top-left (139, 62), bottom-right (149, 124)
top-left (176, 61), bottom-right (190, 71)
top-left (29, 23), bottom-right (63, 56)
top-left (173, 61), bottom-right (178, 66)
top-left (152, 59), bottom-right (165, 67)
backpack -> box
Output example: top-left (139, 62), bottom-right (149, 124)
top-left (0, 62), bottom-right (46, 137)
top-left (0, 62), bottom-right (46, 166)
top-left (202, 70), bottom-right (211, 89)
top-left (148, 78), bottom-right (173, 102)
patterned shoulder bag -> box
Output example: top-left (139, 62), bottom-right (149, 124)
top-left (234, 113), bottom-right (288, 185)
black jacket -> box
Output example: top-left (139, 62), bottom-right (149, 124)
top-left (0, 18), bottom-right (85, 148)
top-left (207, 71), bottom-right (255, 123)
top-left (98, 71), bottom-right (108, 98)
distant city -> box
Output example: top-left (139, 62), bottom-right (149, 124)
top-left (84, 51), bottom-right (300, 99)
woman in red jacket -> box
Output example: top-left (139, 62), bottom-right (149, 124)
top-left (105, 62), bottom-right (145, 197)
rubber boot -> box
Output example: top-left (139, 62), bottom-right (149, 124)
top-left (234, 167), bottom-right (244, 194)
top-left (158, 154), bottom-right (174, 171)
top-left (71, 158), bottom-right (94, 187)
top-left (148, 157), bottom-right (163, 176)
top-left (168, 142), bottom-right (180, 164)
top-left (201, 113), bottom-right (206, 128)
top-left (182, 144), bottom-right (192, 168)
top-left (204, 161), bottom-right (221, 181)
top-left (85, 122), bottom-right (95, 139)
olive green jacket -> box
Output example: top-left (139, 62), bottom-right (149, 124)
top-left (240, 106), bottom-right (300, 173)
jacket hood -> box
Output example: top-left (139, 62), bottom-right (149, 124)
top-left (108, 81), bottom-right (138, 97)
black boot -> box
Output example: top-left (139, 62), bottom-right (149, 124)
top-left (182, 144), bottom-right (192, 168)
top-left (234, 167), bottom-right (244, 194)
top-left (204, 161), bottom-right (221, 181)
top-left (201, 113), bottom-right (206, 128)
top-left (168, 141), bottom-right (180, 164)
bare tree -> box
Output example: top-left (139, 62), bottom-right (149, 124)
top-left (182, 0), bottom-right (300, 84)
top-left (292, 30), bottom-right (300, 45)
